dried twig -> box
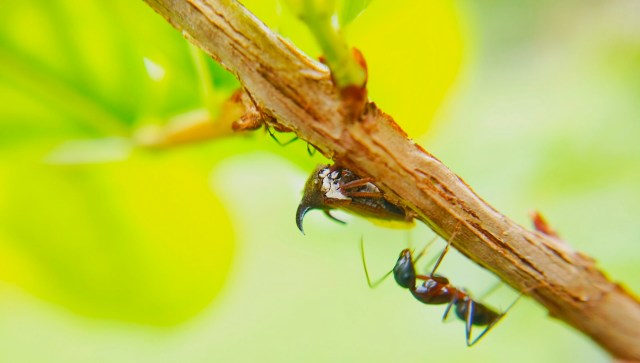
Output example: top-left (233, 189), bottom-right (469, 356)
top-left (143, 0), bottom-right (640, 359)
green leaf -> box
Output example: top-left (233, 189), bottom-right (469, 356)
top-left (0, 0), bottom-right (239, 325)
top-left (0, 149), bottom-right (235, 325)
top-left (338, 0), bottom-right (373, 27)
top-left (345, 0), bottom-right (464, 137)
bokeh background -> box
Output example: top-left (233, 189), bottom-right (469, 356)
top-left (1, 0), bottom-right (639, 362)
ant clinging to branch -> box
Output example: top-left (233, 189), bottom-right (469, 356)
top-left (360, 233), bottom-right (521, 347)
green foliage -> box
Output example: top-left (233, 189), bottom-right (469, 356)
top-left (0, 0), bottom-right (238, 325)
top-left (0, 0), bottom-right (464, 328)
top-left (338, 0), bottom-right (373, 27)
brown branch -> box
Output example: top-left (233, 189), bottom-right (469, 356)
top-left (143, 0), bottom-right (640, 359)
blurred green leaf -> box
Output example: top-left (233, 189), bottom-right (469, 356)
top-left (284, 0), bottom-right (336, 19)
top-left (345, 0), bottom-right (464, 137)
top-left (0, 0), bottom-right (239, 325)
top-left (338, 0), bottom-right (373, 27)
top-left (0, 149), bottom-right (235, 325)
top-left (0, 0), bottom-right (462, 328)
top-left (0, 0), bottom-right (239, 140)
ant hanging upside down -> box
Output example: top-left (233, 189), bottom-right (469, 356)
top-left (360, 234), bottom-right (521, 347)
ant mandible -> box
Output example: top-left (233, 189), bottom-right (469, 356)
top-left (360, 234), bottom-right (520, 347)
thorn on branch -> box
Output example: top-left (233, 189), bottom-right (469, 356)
top-left (530, 210), bottom-right (559, 238)
top-left (337, 48), bottom-right (368, 122)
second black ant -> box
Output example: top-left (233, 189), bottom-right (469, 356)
top-left (360, 234), bottom-right (521, 346)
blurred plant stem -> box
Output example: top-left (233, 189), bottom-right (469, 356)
top-left (134, 93), bottom-right (244, 148)
top-left (188, 44), bottom-right (218, 115)
top-left (284, 0), bottom-right (366, 87)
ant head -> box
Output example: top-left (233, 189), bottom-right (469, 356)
top-left (393, 249), bottom-right (416, 289)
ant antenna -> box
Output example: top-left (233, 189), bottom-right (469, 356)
top-left (360, 237), bottom-right (393, 288)
top-left (464, 300), bottom-right (476, 346)
top-left (429, 231), bottom-right (458, 276)
top-left (477, 281), bottom-right (502, 301)
top-left (413, 235), bottom-right (439, 264)
top-left (405, 228), bottom-right (415, 249)
top-left (441, 294), bottom-right (459, 323)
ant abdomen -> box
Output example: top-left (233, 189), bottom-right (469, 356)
top-left (455, 299), bottom-right (501, 327)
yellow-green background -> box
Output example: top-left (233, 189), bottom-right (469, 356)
top-left (1, 1), bottom-right (639, 362)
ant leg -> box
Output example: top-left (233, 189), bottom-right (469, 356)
top-left (360, 237), bottom-right (393, 288)
top-left (467, 293), bottom-right (523, 347)
top-left (266, 125), bottom-right (298, 146)
top-left (442, 295), bottom-right (459, 323)
top-left (477, 281), bottom-right (502, 301)
top-left (429, 234), bottom-right (454, 276)
top-left (413, 235), bottom-right (439, 264)
top-left (465, 299), bottom-right (476, 346)
top-left (467, 322), bottom-right (495, 347)
top-left (501, 293), bottom-right (523, 315)
top-left (423, 253), bottom-right (444, 275)
top-left (324, 210), bottom-right (346, 225)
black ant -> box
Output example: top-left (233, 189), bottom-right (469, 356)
top-left (296, 165), bottom-right (415, 233)
top-left (360, 234), bottom-right (520, 346)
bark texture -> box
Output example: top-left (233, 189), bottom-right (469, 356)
top-left (143, 0), bottom-right (640, 359)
